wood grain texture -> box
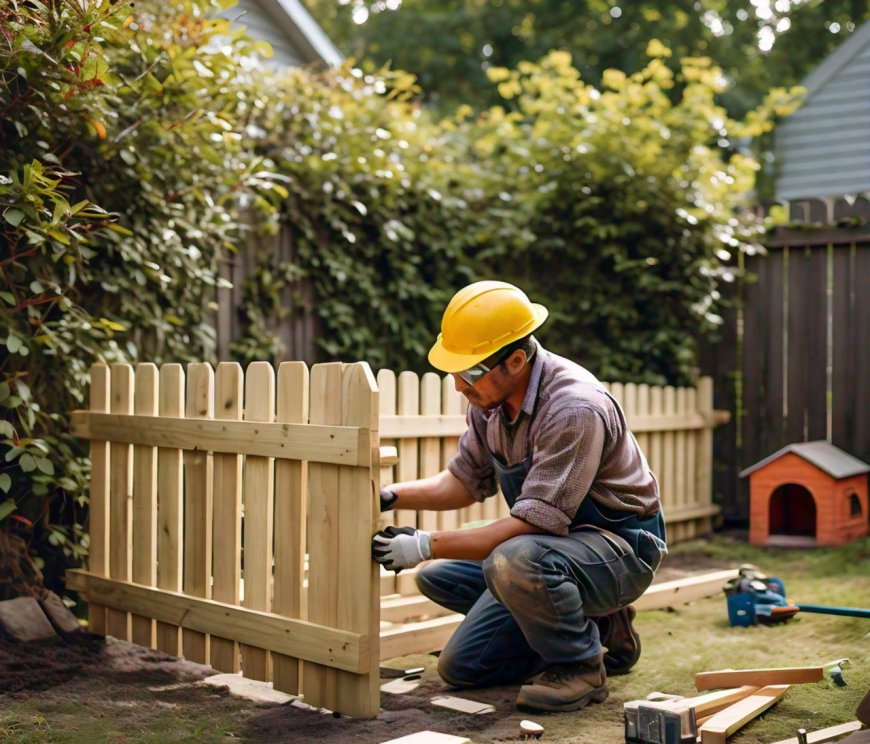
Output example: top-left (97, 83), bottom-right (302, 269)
top-left (87, 364), bottom-right (110, 635)
top-left (108, 363), bottom-right (133, 641)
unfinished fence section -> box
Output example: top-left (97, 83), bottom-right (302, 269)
top-left (67, 361), bottom-right (380, 718)
top-left (376, 371), bottom-right (729, 657)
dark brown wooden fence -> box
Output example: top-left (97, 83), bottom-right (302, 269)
top-left (701, 197), bottom-right (870, 520)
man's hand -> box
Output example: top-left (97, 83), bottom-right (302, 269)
top-left (380, 486), bottom-right (398, 512)
top-left (371, 525), bottom-right (432, 572)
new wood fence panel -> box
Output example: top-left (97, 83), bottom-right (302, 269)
top-left (648, 385), bottom-right (664, 521)
top-left (306, 362), bottom-right (343, 709)
top-left (335, 363), bottom-right (379, 717)
top-left (108, 363), bottom-right (133, 641)
top-left (87, 364), bottom-right (110, 635)
top-left (273, 361), bottom-right (309, 696)
top-left (156, 364), bottom-right (184, 656)
top-left (183, 363), bottom-right (214, 664)
top-left (211, 362), bottom-right (243, 673)
top-left (131, 364), bottom-right (158, 648)
top-left (241, 362), bottom-right (276, 682)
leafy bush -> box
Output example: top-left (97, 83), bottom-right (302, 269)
top-left (0, 0), bottom-right (280, 595)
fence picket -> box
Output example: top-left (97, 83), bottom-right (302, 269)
top-left (396, 372), bottom-right (419, 531)
top-left (211, 362), bottom-right (243, 673)
top-left (87, 364), bottom-right (110, 635)
top-left (156, 364), bottom-right (184, 655)
top-left (674, 387), bottom-right (688, 542)
top-left (376, 369), bottom-right (397, 597)
top-left (306, 362), bottom-right (343, 709)
top-left (108, 363), bottom-right (133, 641)
top-left (273, 361), bottom-right (309, 695)
top-left (418, 374), bottom-right (441, 532)
top-left (662, 386), bottom-right (677, 537)
top-left (335, 363), bottom-right (379, 717)
top-left (438, 376), bottom-right (461, 532)
top-left (182, 363), bottom-right (214, 664)
top-left (241, 362), bottom-right (276, 681)
top-left (131, 363), bottom-right (158, 648)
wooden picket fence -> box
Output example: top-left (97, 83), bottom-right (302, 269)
top-left (377, 371), bottom-right (730, 656)
top-left (67, 361), bottom-right (727, 715)
top-left (66, 360), bottom-right (381, 718)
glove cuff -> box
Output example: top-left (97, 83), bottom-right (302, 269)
top-left (418, 531), bottom-right (433, 562)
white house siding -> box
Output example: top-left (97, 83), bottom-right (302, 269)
top-left (775, 38), bottom-right (870, 200)
top-left (223, 0), bottom-right (304, 67)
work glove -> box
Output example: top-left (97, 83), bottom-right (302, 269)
top-left (371, 525), bottom-right (432, 572)
top-left (380, 486), bottom-right (398, 512)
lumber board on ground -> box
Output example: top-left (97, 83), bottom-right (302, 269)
top-left (70, 411), bottom-right (367, 466)
top-left (699, 685), bottom-right (790, 744)
top-left (695, 667), bottom-right (823, 691)
top-left (684, 686), bottom-right (762, 716)
top-left (769, 721), bottom-right (863, 744)
top-left (380, 614), bottom-right (463, 660)
top-left (65, 571), bottom-right (368, 673)
top-left (633, 569), bottom-right (738, 611)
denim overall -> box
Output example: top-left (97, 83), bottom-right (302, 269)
top-left (415, 452), bottom-right (668, 688)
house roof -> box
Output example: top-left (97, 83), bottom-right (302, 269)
top-left (799, 19), bottom-right (870, 101)
top-left (739, 440), bottom-right (870, 479)
top-left (271, 0), bottom-right (343, 67)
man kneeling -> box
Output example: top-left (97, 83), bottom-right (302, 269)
top-left (372, 281), bottom-right (667, 712)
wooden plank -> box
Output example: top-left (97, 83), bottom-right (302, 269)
top-left (853, 243), bottom-right (870, 464)
top-left (182, 363), bottom-right (214, 665)
top-left (377, 369), bottom-right (398, 597)
top-left (695, 667), bottom-right (822, 691)
top-left (241, 362), bottom-right (276, 682)
top-left (380, 614), bottom-right (463, 660)
top-left (662, 386), bottom-right (677, 521)
top-left (87, 364), bottom-right (110, 635)
top-left (760, 248), bottom-right (786, 460)
top-left (769, 720), bottom-right (862, 744)
top-left (156, 364), bottom-right (184, 656)
top-left (831, 244), bottom-right (855, 455)
top-left (381, 732), bottom-right (470, 744)
top-left (683, 686), bottom-right (760, 716)
top-left (805, 245), bottom-right (829, 441)
top-left (684, 386), bottom-right (700, 539)
top-left (396, 372), bottom-right (420, 536)
top-left (65, 571), bottom-right (367, 672)
top-left (439, 376), bottom-right (461, 533)
top-left (70, 411), bottom-right (366, 466)
top-left (131, 363), bottom-right (158, 649)
top-left (418, 374), bottom-right (441, 533)
top-left (273, 361), bottom-right (309, 696)
top-left (380, 594), bottom-right (452, 624)
top-left (698, 684), bottom-right (789, 743)
top-left (675, 387), bottom-right (688, 528)
top-left (380, 415), bottom-right (467, 438)
top-left (648, 386), bottom-right (665, 524)
top-left (696, 378), bottom-right (714, 530)
top-left (786, 246), bottom-right (809, 444)
top-left (108, 363), bottom-right (133, 641)
top-left (305, 362), bottom-right (343, 709)
top-left (633, 569), bottom-right (738, 611)
top-left (742, 252), bottom-right (767, 518)
top-left (335, 362), bottom-right (380, 717)
top-left (210, 362), bottom-right (243, 674)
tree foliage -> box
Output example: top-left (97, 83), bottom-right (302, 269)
top-left (307, 0), bottom-right (869, 118)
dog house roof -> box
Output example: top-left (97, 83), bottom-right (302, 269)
top-left (739, 440), bottom-right (870, 479)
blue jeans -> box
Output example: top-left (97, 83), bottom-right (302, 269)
top-left (416, 527), bottom-right (667, 688)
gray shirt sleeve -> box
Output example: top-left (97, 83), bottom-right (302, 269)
top-left (447, 410), bottom-right (498, 502)
top-left (510, 405), bottom-right (606, 536)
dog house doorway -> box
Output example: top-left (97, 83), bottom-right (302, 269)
top-left (769, 483), bottom-right (817, 545)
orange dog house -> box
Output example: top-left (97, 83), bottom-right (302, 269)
top-left (740, 441), bottom-right (870, 547)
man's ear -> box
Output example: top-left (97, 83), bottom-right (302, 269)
top-left (507, 350), bottom-right (527, 375)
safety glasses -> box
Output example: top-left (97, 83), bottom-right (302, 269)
top-left (456, 346), bottom-right (516, 386)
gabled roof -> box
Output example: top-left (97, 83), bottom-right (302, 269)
top-left (799, 19), bottom-right (870, 101)
top-left (271, 0), bottom-right (342, 67)
top-left (739, 440), bottom-right (870, 479)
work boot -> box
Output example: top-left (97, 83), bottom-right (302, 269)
top-left (515, 654), bottom-right (608, 712)
top-left (594, 605), bottom-right (641, 675)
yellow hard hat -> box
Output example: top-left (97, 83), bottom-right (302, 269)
top-left (428, 281), bottom-right (548, 373)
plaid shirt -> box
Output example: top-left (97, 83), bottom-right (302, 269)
top-left (447, 343), bottom-right (660, 536)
